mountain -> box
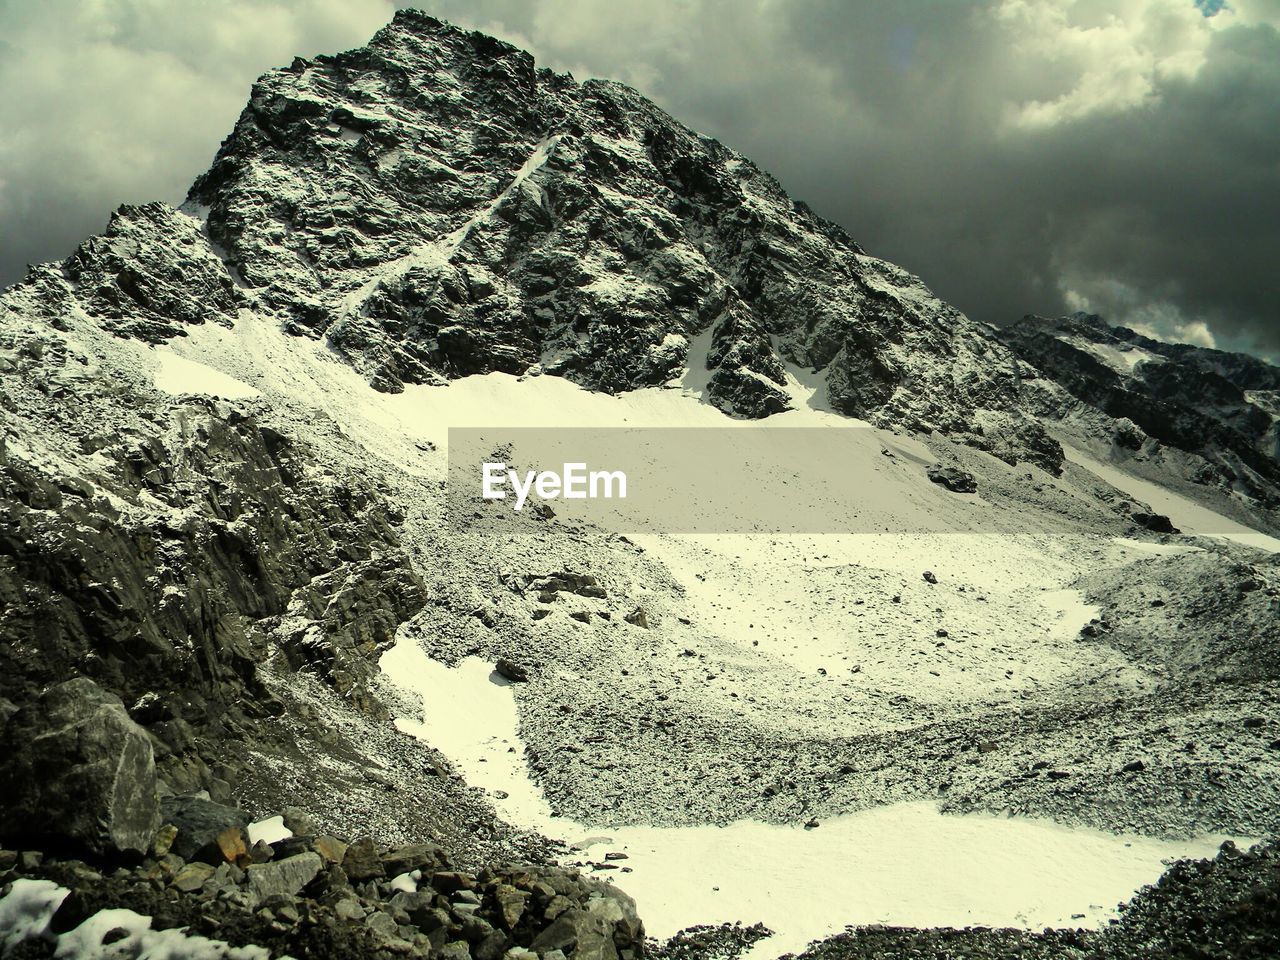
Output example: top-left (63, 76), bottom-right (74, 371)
top-left (1001, 312), bottom-right (1280, 509)
top-left (1, 10), bottom-right (1279, 960)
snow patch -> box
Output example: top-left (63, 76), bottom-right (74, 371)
top-left (1063, 444), bottom-right (1280, 553)
top-left (380, 648), bottom-right (1244, 958)
top-left (0, 878), bottom-right (269, 959)
top-left (153, 349), bottom-right (260, 399)
top-left (247, 815), bottom-right (291, 846)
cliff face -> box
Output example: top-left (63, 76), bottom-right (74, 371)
top-left (6, 10), bottom-right (1050, 461)
top-left (1000, 312), bottom-right (1280, 508)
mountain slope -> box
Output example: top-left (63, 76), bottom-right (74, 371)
top-left (1001, 312), bottom-right (1280, 513)
top-left (1, 10), bottom-right (1279, 960)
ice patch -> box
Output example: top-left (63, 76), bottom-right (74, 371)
top-left (153, 349), bottom-right (260, 400)
top-left (247, 815), bottom-right (291, 845)
top-left (380, 648), bottom-right (1244, 958)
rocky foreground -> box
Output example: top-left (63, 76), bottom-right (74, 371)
top-left (0, 812), bottom-right (644, 960)
top-left (2, 817), bottom-right (1277, 959)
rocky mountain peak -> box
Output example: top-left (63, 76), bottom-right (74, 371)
top-left (109, 12), bottom-right (1054, 466)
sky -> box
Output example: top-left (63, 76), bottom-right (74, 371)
top-left (0, 0), bottom-right (1276, 358)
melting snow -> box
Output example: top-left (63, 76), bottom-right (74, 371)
top-left (380, 650), bottom-right (1244, 958)
top-left (0, 878), bottom-right (270, 959)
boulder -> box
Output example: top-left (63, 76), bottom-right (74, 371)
top-left (495, 659), bottom-right (530, 683)
top-left (342, 835), bottom-right (386, 881)
top-left (529, 881), bottom-right (642, 960)
top-left (927, 465), bottom-right (978, 494)
top-left (244, 852), bottom-right (323, 906)
top-left (1130, 511), bottom-right (1178, 534)
top-left (0, 677), bottom-right (161, 856)
top-left (160, 795), bottom-right (251, 862)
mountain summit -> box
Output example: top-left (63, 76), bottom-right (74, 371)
top-left (15, 10), bottom-right (1063, 466)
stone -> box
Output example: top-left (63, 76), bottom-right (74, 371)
top-left (476, 929), bottom-right (510, 960)
top-left (624, 607), bottom-right (649, 629)
top-left (313, 835), bottom-right (349, 864)
top-left (281, 806), bottom-right (318, 836)
top-left (250, 839), bottom-right (276, 863)
top-left (923, 571), bottom-right (938, 584)
top-left (49, 890), bottom-right (97, 935)
top-left (382, 842), bottom-right (445, 875)
top-left (151, 824), bottom-right (179, 857)
top-left (495, 659), bottom-right (530, 683)
top-left (172, 861), bottom-right (217, 892)
top-left (216, 826), bottom-right (249, 863)
top-left (927, 465), bottom-right (978, 494)
top-left (366, 910), bottom-right (401, 939)
top-left (335, 897), bottom-right (365, 921)
top-left (439, 942), bottom-right (472, 960)
top-left (342, 836), bottom-right (386, 881)
top-left (0, 677), bottom-right (161, 856)
top-left (1131, 511), bottom-right (1177, 534)
top-left (161, 795), bottom-right (252, 863)
top-left (492, 884), bottom-right (528, 929)
top-left (245, 852), bottom-right (323, 907)
top-left (432, 871), bottom-right (477, 893)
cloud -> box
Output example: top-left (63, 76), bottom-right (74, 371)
top-left (1, 0), bottom-right (1276, 358)
top-left (0, 0), bottom-right (395, 279)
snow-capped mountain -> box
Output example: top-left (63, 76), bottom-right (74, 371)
top-left (1, 10), bottom-right (1278, 960)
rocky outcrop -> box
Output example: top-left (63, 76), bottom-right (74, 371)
top-left (1000, 312), bottom-right (1280, 506)
top-left (160, 796), bottom-right (252, 862)
top-left (0, 315), bottom-right (426, 800)
top-left (118, 10), bottom-right (1054, 464)
top-left (926, 465), bottom-right (977, 494)
top-left (0, 678), bottom-right (160, 857)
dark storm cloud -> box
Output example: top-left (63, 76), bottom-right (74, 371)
top-left (1, 1), bottom-right (1276, 356)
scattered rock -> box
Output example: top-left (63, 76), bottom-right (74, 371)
top-left (342, 836), bottom-right (386, 881)
top-left (245, 852), bottom-right (323, 906)
top-left (495, 659), bottom-right (530, 683)
top-left (161, 795), bottom-right (251, 863)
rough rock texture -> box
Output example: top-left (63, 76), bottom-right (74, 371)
top-left (0, 828), bottom-right (645, 960)
top-left (143, 8), bottom-right (1054, 463)
top-left (1001, 312), bottom-right (1280, 509)
top-left (1, 10), bottom-right (1279, 959)
top-left (160, 796), bottom-right (251, 862)
top-left (0, 678), bottom-right (160, 857)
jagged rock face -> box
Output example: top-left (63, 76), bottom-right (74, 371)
top-left (173, 9), bottom-right (1045, 453)
top-left (1001, 313), bottom-right (1280, 505)
top-left (0, 310), bottom-right (425, 800)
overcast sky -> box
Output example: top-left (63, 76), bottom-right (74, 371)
top-left (1, 0), bottom-right (1276, 357)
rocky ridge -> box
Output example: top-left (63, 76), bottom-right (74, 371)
top-left (1000, 312), bottom-right (1280, 515)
